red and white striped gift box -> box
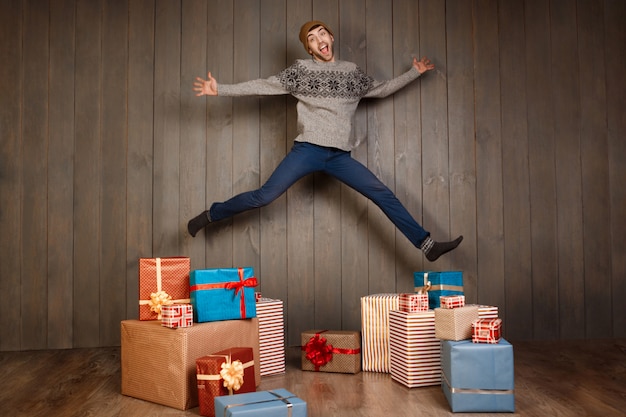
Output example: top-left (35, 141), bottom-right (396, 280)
top-left (439, 295), bottom-right (465, 309)
top-left (161, 304), bottom-right (193, 329)
top-left (471, 318), bottom-right (502, 344)
top-left (389, 309), bottom-right (441, 388)
top-left (256, 298), bottom-right (286, 376)
top-left (399, 293), bottom-right (429, 313)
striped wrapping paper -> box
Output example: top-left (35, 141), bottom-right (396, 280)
top-left (477, 305), bottom-right (499, 319)
top-left (256, 298), bottom-right (286, 376)
top-left (360, 293), bottom-right (399, 373)
top-left (389, 309), bottom-right (441, 388)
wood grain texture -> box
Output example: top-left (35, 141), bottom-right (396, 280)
top-left (498, 0), bottom-right (533, 340)
top-left (1, 340), bottom-right (625, 416)
top-left (1, 0), bottom-right (626, 351)
top-left (0, 0), bottom-right (23, 351)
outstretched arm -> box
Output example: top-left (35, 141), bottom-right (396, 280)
top-left (194, 72), bottom-right (218, 96)
top-left (413, 56), bottom-right (435, 74)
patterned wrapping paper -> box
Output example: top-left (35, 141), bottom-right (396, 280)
top-left (435, 305), bottom-right (480, 341)
top-left (399, 293), bottom-right (429, 313)
top-left (301, 330), bottom-right (361, 374)
top-left (120, 319), bottom-right (260, 410)
top-left (472, 318), bottom-right (502, 344)
top-left (214, 388), bottom-right (307, 417)
top-left (161, 304), bottom-right (193, 328)
top-left (441, 339), bottom-right (515, 412)
top-left (477, 305), bottom-right (499, 319)
top-left (190, 268), bottom-right (257, 323)
top-left (414, 271), bottom-right (464, 309)
top-left (196, 347), bottom-right (256, 417)
top-left (360, 293), bottom-right (399, 373)
top-left (256, 298), bottom-right (286, 376)
top-left (440, 295), bottom-right (465, 309)
top-left (138, 257), bottom-right (191, 320)
top-left (388, 309), bottom-right (441, 388)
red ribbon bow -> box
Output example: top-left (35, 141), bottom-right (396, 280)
top-left (226, 268), bottom-right (257, 318)
top-left (190, 268), bottom-right (257, 318)
top-left (302, 331), bottom-right (362, 371)
top-left (303, 334), bottom-right (334, 371)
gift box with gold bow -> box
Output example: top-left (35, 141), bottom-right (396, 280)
top-left (120, 318), bottom-right (260, 410)
top-left (301, 330), bottom-right (361, 374)
top-left (139, 257), bottom-right (191, 321)
top-left (414, 271), bottom-right (464, 309)
top-left (190, 268), bottom-right (258, 323)
top-left (196, 347), bottom-right (256, 417)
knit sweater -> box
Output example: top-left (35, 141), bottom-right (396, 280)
top-left (217, 59), bottom-right (422, 151)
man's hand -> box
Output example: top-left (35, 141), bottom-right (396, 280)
top-left (193, 72), bottom-right (218, 96)
top-left (413, 56), bottom-right (435, 74)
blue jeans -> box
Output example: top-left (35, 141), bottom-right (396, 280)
top-left (209, 142), bottom-right (429, 247)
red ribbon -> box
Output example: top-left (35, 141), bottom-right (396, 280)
top-left (190, 268), bottom-right (257, 318)
top-left (302, 331), bottom-right (361, 371)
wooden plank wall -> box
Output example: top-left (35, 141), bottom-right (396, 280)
top-left (0, 0), bottom-right (624, 351)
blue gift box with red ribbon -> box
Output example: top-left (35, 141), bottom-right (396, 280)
top-left (190, 268), bottom-right (258, 323)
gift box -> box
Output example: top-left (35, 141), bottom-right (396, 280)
top-left (360, 293), bottom-right (399, 372)
top-left (214, 388), bottom-right (307, 417)
top-left (161, 304), bottom-right (193, 328)
top-left (441, 339), bottom-right (515, 412)
top-left (256, 297), bottom-right (286, 376)
top-left (301, 330), bottom-right (361, 374)
top-left (478, 305), bottom-right (499, 319)
top-left (190, 268), bottom-right (258, 323)
top-left (399, 293), bottom-right (429, 313)
top-left (196, 347), bottom-right (256, 417)
top-left (435, 305), bottom-right (479, 341)
top-left (472, 318), bottom-right (502, 344)
top-left (121, 319), bottom-right (260, 410)
top-left (414, 271), bottom-right (463, 309)
top-left (139, 257), bottom-right (191, 320)
top-left (440, 295), bottom-right (465, 309)
top-left (389, 309), bottom-right (441, 388)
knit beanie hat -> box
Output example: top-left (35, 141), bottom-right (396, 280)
top-left (299, 20), bottom-right (334, 53)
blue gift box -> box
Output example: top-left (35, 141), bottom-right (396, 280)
top-left (214, 388), bottom-right (307, 417)
top-left (190, 268), bottom-right (257, 323)
top-left (441, 339), bottom-right (515, 413)
top-left (414, 271), bottom-right (463, 309)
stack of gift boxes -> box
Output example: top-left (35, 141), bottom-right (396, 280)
top-left (122, 257), bottom-right (513, 414)
top-left (121, 257), bottom-right (303, 416)
top-left (360, 271), bottom-right (515, 413)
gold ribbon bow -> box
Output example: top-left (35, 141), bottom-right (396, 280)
top-left (148, 290), bottom-right (174, 318)
top-left (418, 272), bottom-right (432, 294)
top-left (220, 359), bottom-right (245, 395)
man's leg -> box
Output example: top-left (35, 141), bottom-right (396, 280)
top-left (326, 151), bottom-right (462, 261)
top-left (188, 142), bottom-right (323, 236)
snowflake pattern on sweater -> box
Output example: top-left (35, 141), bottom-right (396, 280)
top-left (277, 61), bottom-right (374, 99)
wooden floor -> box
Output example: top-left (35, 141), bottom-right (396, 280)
top-left (1, 339), bottom-right (625, 417)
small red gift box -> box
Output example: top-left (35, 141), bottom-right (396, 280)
top-left (161, 304), bottom-right (193, 328)
top-left (440, 295), bottom-right (466, 309)
top-left (196, 347), bottom-right (256, 417)
top-left (399, 293), bottom-right (429, 313)
top-left (138, 257), bottom-right (190, 320)
top-left (471, 318), bottom-right (502, 344)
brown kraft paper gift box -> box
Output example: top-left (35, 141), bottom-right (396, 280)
top-left (121, 319), bottom-right (260, 410)
top-left (301, 330), bottom-right (361, 374)
top-left (434, 305), bottom-right (480, 341)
